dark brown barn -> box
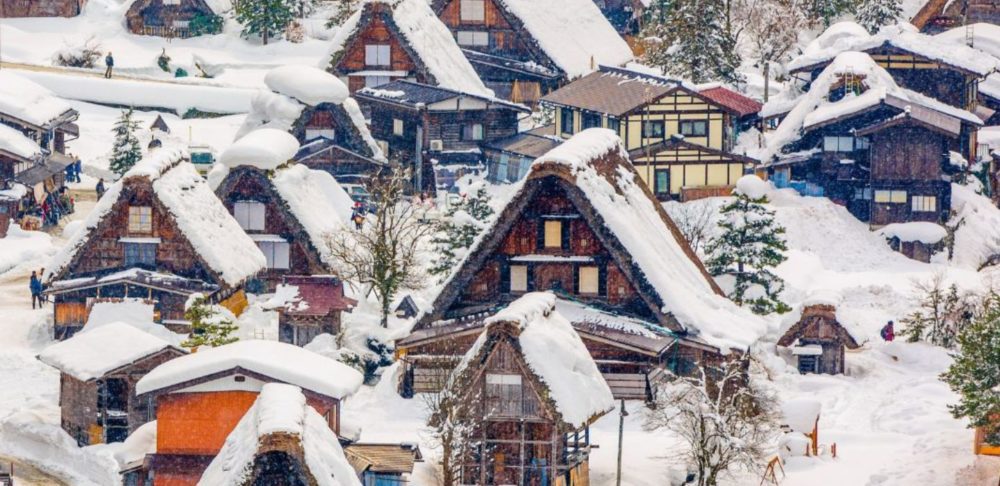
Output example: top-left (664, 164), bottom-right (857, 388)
top-left (278, 276), bottom-right (357, 346)
top-left (398, 128), bottom-right (758, 398)
top-left (353, 80), bottom-right (528, 192)
top-left (44, 147), bottom-right (266, 339)
top-left (0, 0), bottom-right (85, 17)
top-left (38, 322), bottom-right (186, 445)
top-left (436, 292), bottom-right (613, 486)
top-left (126, 0), bottom-right (227, 38)
top-left (778, 303), bottom-right (860, 375)
top-left (326, 0), bottom-right (491, 96)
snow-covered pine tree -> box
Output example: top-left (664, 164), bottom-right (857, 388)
top-left (327, 0), bottom-right (361, 27)
top-left (940, 291), bottom-right (1000, 446)
top-left (855, 0), bottom-right (901, 33)
top-left (809, 0), bottom-right (855, 28)
top-left (234, 0), bottom-right (297, 45)
top-left (109, 108), bottom-right (142, 177)
top-left (640, 0), bottom-right (743, 85)
top-left (429, 184), bottom-right (494, 282)
top-left (705, 185), bottom-right (790, 314)
top-left (181, 294), bottom-right (239, 349)
top-left (900, 276), bottom-right (977, 349)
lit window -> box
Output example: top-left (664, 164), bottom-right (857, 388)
top-left (364, 45), bottom-right (391, 67)
top-left (457, 31), bottom-right (489, 46)
top-left (234, 201), bottom-right (266, 232)
top-left (393, 119), bottom-right (404, 136)
top-left (510, 265), bottom-right (527, 292)
top-left (578, 266), bottom-right (599, 294)
top-left (460, 0), bottom-right (485, 22)
top-left (679, 120), bottom-right (707, 137)
top-left (874, 190), bottom-right (907, 203)
top-left (642, 121), bottom-right (664, 138)
top-left (462, 123), bottom-right (484, 141)
top-left (258, 240), bottom-right (290, 269)
top-left (128, 206), bottom-right (152, 234)
top-left (544, 220), bottom-right (562, 248)
top-left (912, 195), bottom-right (937, 212)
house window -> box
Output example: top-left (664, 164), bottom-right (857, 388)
top-left (305, 128), bottom-right (336, 141)
top-left (163, 0), bottom-right (180, 4)
top-left (823, 136), bottom-right (856, 152)
top-left (874, 190), bottom-right (907, 203)
top-left (855, 137), bottom-right (870, 150)
top-left (853, 187), bottom-right (872, 200)
top-left (679, 120), bottom-right (707, 137)
top-left (912, 195), bottom-right (937, 212)
top-left (172, 20), bottom-right (190, 28)
top-left (462, 123), bottom-right (484, 141)
top-left (485, 373), bottom-right (524, 416)
top-left (258, 240), bottom-right (290, 269)
top-left (642, 120), bottom-right (664, 138)
top-left (128, 206), bottom-right (152, 234)
top-left (543, 220), bottom-right (562, 248)
top-left (234, 201), bottom-right (266, 232)
top-left (123, 243), bottom-right (156, 267)
top-left (393, 118), bottom-right (404, 136)
top-left (509, 265), bottom-right (528, 292)
top-left (581, 112), bottom-right (602, 130)
top-left (457, 31), bottom-right (489, 46)
top-left (607, 117), bottom-right (620, 133)
top-left (364, 45), bottom-right (391, 67)
top-left (365, 75), bottom-right (391, 88)
top-left (578, 266), bottom-right (599, 294)
top-left (654, 169), bottom-right (670, 195)
top-left (460, 0), bottom-right (485, 22)
top-left (560, 108), bottom-right (574, 135)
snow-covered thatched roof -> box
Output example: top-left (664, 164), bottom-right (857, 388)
top-left (46, 146), bottom-right (267, 287)
top-left (198, 383), bottom-right (361, 486)
top-left (135, 340), bottom-right (364, 400)
top-left (496, 0), bottom-right (633, 78)
top-left (0, 123), bottom-right (43, 160)
top-left (38, 322), bottom-right (184, 382)
top-left (220, 128), bottom-right (300, 171)
top-left (265, 65), bottom-right (350, 107)
top-left (0, 71), bottom-right (75, 128)
top-left (327, 0), bottom-right (492, 97)
top-left (788, 22), bottom-right (1000, 76)
top-left (451, 292), bottom-right (614, 428)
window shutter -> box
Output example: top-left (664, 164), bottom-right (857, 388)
top-left (274, 242), bottom-right (290, 269)
top-left (561, 220), bottom-right (570, 250)
top-left (249, 203), bottom-right (266, 231)
top-left (500, 260), bottom-right (510, 291)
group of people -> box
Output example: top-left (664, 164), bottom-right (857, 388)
top-left (64, 159), bottom-right (84, 183)
top-left (33, 187), bottom-right (74, 228)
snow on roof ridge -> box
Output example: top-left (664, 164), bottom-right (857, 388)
top-left (271, 164), bottom-right (354, 267)
top-left (135, 339), bottom-right (364, 399)
top-left (0, 71), bottom-right (74, 128)
top-left (485, 292), bottom-right (556, 327)
top-left (264, 66), bottom-right (350, 107)
top-left (220, 128), bottom-right (300, 171)
top-left (0, 123), bottom-right (43, 160)
top-left (123, 145), bottom-right (188, 181)
top-left (533, 127), bottom-right (627, 169)
top-left (38, 322), bottom-right (181, 382)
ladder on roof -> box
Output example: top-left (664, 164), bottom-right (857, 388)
top-left (966, 23), bottom-right (975, 47)
top-left (843, 68), bottom-right (859, 96)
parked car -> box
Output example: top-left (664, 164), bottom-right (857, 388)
top-left (189, 145), bottom-right (217, 175)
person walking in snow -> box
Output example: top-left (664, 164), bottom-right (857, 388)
top-left (880, 320), bottom-right (895, 342)
top-left (29, 271), bottom-right (43, 309)
top-left (96, 178), bottom-right (106, 199)
top-left (352, 210), bottom-right (365, 231)
top-left (104, 52), bottom-right (115, 79)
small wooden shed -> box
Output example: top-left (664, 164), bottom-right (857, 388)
top-left (278, 275), bottom-right (357, 346)
top-left (37, 322), bottom-right (186, 446)
top-left (344, 443), bottom-right (423, 485)
top-left (778, 304), bottom-right (860, 375)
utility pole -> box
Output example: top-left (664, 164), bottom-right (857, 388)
top-left (616, 399), bottom-right (628, 486)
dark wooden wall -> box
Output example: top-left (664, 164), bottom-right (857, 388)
top-left (335, 5), bottom-right (420, 91)
top-left (127, 0), bottom-right (213, 33)
top-left (870, 127), bottom-right (946, 181)
top-left (436, 0), bottom-right (538, 60)
top-left (0, 0), bottom-right (84, 17)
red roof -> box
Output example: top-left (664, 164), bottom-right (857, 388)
top-left (282, 276), bottom-right (357, 317)
top-left (699, 86), bottom-right (763, 118)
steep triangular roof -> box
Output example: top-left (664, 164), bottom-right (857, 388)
top-left (777, 303), bottom-right (861, 349)
top-left (46, 146), bottom-right (267, 287)
top-left (326, 0), bottom-right (492, 97)
top-left (420, 129), bottom-right (766, 350)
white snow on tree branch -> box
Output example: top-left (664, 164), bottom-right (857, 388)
top-left (38, 322), bottom-right (183, 382)
top-left (220, 128), bottom-right (300, 170)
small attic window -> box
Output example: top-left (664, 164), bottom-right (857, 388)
top-left (234, 375), bottom-right (246, 382)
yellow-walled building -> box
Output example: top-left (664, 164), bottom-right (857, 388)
top-left (541, 66), bottom-right (761, 200)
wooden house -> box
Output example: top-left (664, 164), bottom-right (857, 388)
top-left (125, 0), bottom-right (228, 38)
top-left (198, 383), bottom-right (362, 486)
top-left (398, 129), bottom-right (762, 398)
top-left (430, 0), bottom-right (633, 104)
top-left (326, 0), bottom-right (492, 96)
top-left (240, 66), bottom-right (387, 182)
top-left (913, 0), bottom-right (1000, 33)
top-left (483, 130), bottom-right (562, 184)
top-left (278, 276), bottom-right (357, 346)
top-left (38, 322), bottom-right (186, 446)
top-left (343, 443), bottom-right (423, 486)
top-left (0, 0), bottom-right (85, 17)
top-left (214, 130), bottom-right (355, 290)
top-left (134, 340), bottom-right (364, 486)
top-left (437, 292), bottom-right (614, 485)
top-left (541, 66), bottom-right (760, 200)
top-left (936, 24), bottom-right (1000, 126)
top-left (763, 52), bottom-right (983, 226)
top-left (777, 304), bottom-right (860, 375)
top-left (354, 80), bottom-right (529, 192)
top-left (44, 147), bottom-right (267, 339)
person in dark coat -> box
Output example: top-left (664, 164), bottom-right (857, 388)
top-left (880, 320), bottom-right (895, 342)
top-left (30, 271), bottom-right (43, 309)
top-left (73, 159), bottom-right (83, 183)
top-left (104, 52), bottom-right (114, 79)
top-left (96, 178), bottom-right (106, 199)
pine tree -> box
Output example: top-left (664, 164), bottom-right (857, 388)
top-left (234, 0), bottom-right (296, 45)
top-left (809, 0), bottom-right (856, 28)
top-left (855, 0), bottom-right (901, 34)
top-left (900, 276), bottom-right (977, 349)
top-left (429, 185), bottom-right (494, 282)
top-left (940, 292), bottom-right (1000, 445)
top-left (181, 294), bottom-right (239, 349)
top-left (705, 190), bottom-right (790, 314)
top-left (109, 108), bottom-right (142, 177)
top-left (327, 0), bottom-right (361, 27)
top-left (641, 0), bottom-right (744, 85)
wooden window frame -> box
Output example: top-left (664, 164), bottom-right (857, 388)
top-left (679, 120), bottom-right (707, 137)
top-left (459, 0), bottom-right (486, 23)
top-left (642, 120), bottom-right (664, 138)
top-left (560, 108), bottom-right (575, 135)
top-left (127, 206), bottom-right (153, 234)
top-left (911, 195), bottom-right (937, 212)
top-left (509, 265), bottom-right (528, 293)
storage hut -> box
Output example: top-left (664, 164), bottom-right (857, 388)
top-left (38, 322), bottom-right (186, 446)
top-left (277, 276), bottom-right (357, 346)
top-left (198, 383), bottom-right (362, 486)
top-left (326, 0), bottom-right (491, 96)
top-left (439, 292), bottom-right (614, 485)
top-left (44, 147), bottom-right (267, 339)
top-left (0, 0), bottom-right (85, 17)
top-left (343, 443), bottom-right (423, 485)
top-left (125, 0), bottom-right (229, 38)
top-left (134, 340), bottom-right (364, 485)
top-left (778, 303), bottom-right (860, 375)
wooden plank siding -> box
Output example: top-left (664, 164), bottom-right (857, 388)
top-left (333, 4), bottom-right (420, 92)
